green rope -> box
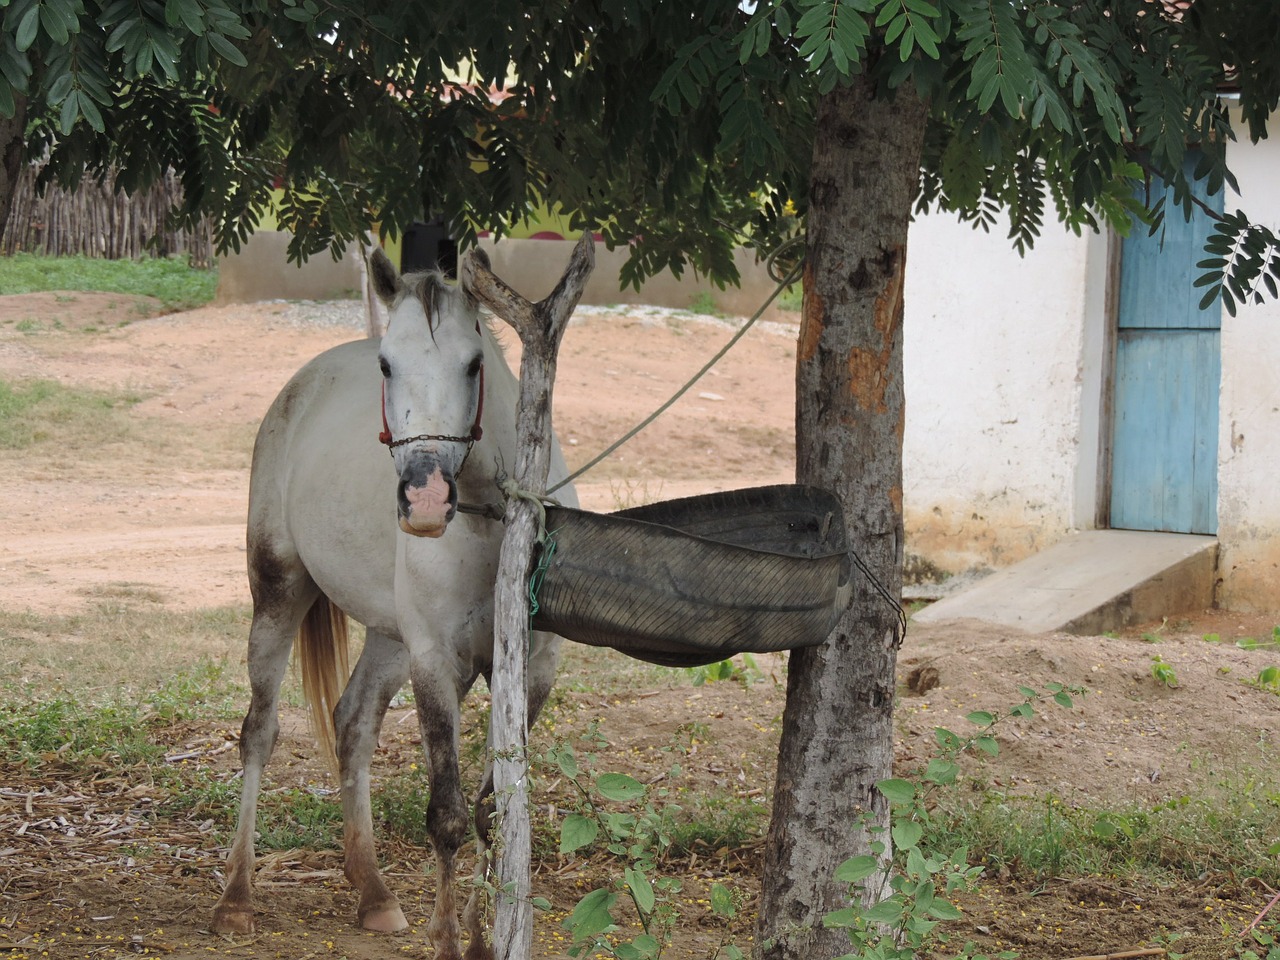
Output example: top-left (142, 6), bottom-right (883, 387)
top-left (546, 238), bottom-right (804, 495)
top-left (527, 528), bottom-right (558, 623)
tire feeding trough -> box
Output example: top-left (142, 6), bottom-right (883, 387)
top-left (531, 484), bottom-right (852, 666)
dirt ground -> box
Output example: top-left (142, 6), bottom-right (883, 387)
top-left (1, 289), bottom-right (1278, 959)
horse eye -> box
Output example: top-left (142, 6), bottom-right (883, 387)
top-left (379, 356), bottom-right (391, 378)
top-left (467, 355), bottom-right (482, 378)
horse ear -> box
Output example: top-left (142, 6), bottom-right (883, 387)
top-left (369, 248), bottom-right (401, 305)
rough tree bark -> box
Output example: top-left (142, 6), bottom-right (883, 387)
top-left (0, 93), bottom-right (28, 248)
top-left (757, 75), bottom-right (928, 959)
top-left (465, 234), bottom-right (594, 960)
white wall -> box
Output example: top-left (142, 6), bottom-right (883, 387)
top-left (1217, 125), bottom-right (1280, 609)
top-left (904, 123), bottom-right (1280, 610)
top-left (902, 213), bottom-right (1098, 574)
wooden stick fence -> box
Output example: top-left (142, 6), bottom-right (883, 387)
top-left (2, 163), bottom-right (212, 265)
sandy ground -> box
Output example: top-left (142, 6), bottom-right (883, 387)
top-left (2, 288), bottom-right (1279, 960)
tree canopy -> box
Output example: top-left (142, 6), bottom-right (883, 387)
top-left (3, 1), bottom-right (1279, 309)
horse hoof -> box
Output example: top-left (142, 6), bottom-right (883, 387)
top-left (210, 905), bottom-right (256, 936)
top-left (462, 939), bottom-right (494, 960)
top-left (360, 904), bottom-right (409, 933)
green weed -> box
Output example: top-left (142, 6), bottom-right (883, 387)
top-left (0, 253), bottom-right (217, 312)
top-left (1151, 654), bottom-right (1179, 687)
top-left (687, 291), bottom-right (724, 317)
top-left (687, 654), bottom-right (763, 688)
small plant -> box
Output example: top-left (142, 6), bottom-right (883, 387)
top-left (1249, 666), bottom-right (1280, 695)
top-left (544, 725), bottom-right (745, 959)
top-left (824, 682), bottom-right (1084, 960)
top-left (688, 654), bottom-right (763, 687)
top-left (1237, 627), bottom-right (1280, 651)
top-left (1151, 654), bottom-right (1179, 688)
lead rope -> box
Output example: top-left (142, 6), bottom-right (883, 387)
top-left (546, 238), bottom-right (804, 497)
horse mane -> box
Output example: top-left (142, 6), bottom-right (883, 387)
top-left (393, 270), bottom-right (454, 333)
top-left (393, 269), bottom-right (511, 360)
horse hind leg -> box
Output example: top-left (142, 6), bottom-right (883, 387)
top-left (332, 628), bottom-right (410, 933)
top-left (211, 545), bottom-right (319, 936)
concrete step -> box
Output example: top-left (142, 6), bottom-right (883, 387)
top-left (911, 530), bottom-right (1218, 635)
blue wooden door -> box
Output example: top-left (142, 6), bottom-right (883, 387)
top-left (1110, 157), bottom-right (1223, 535)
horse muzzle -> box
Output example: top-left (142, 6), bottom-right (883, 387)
top-left (396, 456), bottom-right (459, 538)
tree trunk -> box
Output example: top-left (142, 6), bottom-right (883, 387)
top-left (0, 93), bottom-right (28, 249)
top-left (757, 75), bottom-right (927, 960)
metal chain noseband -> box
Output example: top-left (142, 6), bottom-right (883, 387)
top-left (384, 432), bottom-right (477, 477)
top-left (378, 364), bottom-right (485, 479)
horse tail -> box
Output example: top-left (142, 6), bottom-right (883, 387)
top-left (296, 594), bottom-right (350, 775)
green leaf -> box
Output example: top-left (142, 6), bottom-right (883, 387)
top-left (862, 898), bottom-right (904, 923)
top-left (1053, 691), bottom-right (1075, 709)
top-left (596, 773), bottom-right (645, 802)
top-left (928, 899), bottom-right (964, 920)
top-left (966, 710), bottom-right (995, 727)
top-left (823, 905), bottom-right (860, 928)
top-left (710, 882), bottom-right (736, 918)
top-left (15, 6), bottom-right (40, 52)
top-left (559, 814), bottom-right (599, 854)
top-left (206, 29), bottom-right (248, 67)
top-left (624, 866), bottom-right (655, 915)
top-left (58, 89), bottom-right (79, 133)
top-left (555, 748), bottom-right (579, 779)
top-left (77, 91), bottom-right (103, 132)
top-left (876, 778), bottom-right (916, 805)
top-left (893, 819), bottom-right (923, 850)
top-left (934, 727), bottom-right (963, 750)
top-left (564, 888), bottom-right (617, 942)
top-left (835, 854), bottom-right (879, 884)
top-left (924, 758), bottom-right (959, 785)
top-left (975, 734), bottom-right (999, 757)
top-left (39, 3), bottom-right (70, 46)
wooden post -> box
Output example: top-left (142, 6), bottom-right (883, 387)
top-left (464, 234), bottom-right (595, 960)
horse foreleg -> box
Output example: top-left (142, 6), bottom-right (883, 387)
top-left (334, 629), bottom-right (410, 933)
top-left (412, 665), bottom-right (469, 960)
top-left (212, 598), bottom-right (312, 934)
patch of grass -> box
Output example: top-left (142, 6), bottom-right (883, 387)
top-left (0, 253), bottom-right (218, 312)
top-left (664, 791), bottom-right (768, 857)
top-left (0, 603), bottom-right (251, 701)
top-left (0, 377), bottom-right (143, 450)
top-left (255, 788), bottom-right (343, 850)
top-left (0, 656), bottom-right (245, 771)
top-left (687, 291), bottom-right (724, 317)
top-left (926, 779), bottom-right (1280, 886)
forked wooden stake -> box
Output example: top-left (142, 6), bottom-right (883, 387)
top-left (464, 233), bottom-right (595, 960)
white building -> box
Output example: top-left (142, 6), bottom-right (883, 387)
top-left (903, 115), bottom-right (1280, 611)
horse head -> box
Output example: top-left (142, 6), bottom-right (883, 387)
top-left (369, 248), bottom-right (487, 538)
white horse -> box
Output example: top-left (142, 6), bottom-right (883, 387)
top-left (211, 248), bottom-right (576, 960)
